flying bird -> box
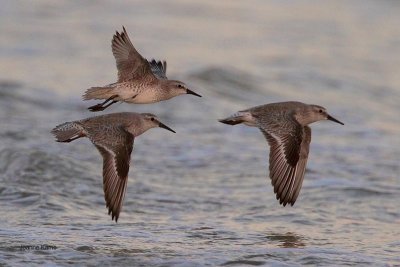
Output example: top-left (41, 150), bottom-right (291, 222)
top-left (219, 101), bottom-right (344, 206)
top-left (83, 27), bottom-right (201, 111)
top-left (52, 112), bottom-right (175, 222)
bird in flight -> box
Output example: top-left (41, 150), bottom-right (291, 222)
top-left (83, 27), bottom-right (201, 112)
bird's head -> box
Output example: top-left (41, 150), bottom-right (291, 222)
top-left (163, 80), bottom-right (202, 98)
top-left (141, 113), bottom-right (176, 133)
top-left (305, 105), bottom-right (344, 125)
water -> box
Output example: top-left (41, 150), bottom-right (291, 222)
top-left (1, 0), bottom-right (399, 266)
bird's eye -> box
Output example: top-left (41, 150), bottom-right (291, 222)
top-left (319, 109), bottom-right (323, 113)
top-left (177, 84), bottom-right (183, 88)
top-left (151, 117), bottom-right (155, 121)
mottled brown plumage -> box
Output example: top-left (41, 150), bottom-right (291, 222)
top-left (219, 101), bottom-right (343, 206)
top-left (83, 27), bottom-right (201, 111)
top-left (51, 112), bottom-right (175, 222)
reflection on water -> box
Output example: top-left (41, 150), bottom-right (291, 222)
top-left (265, 232), bottom-right (306, 248)
top-left (1, 0), bottom-right (400, 266)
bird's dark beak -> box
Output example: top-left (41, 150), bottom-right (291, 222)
top-left (186, 89), bottom-right (202, 97)
top-left (159, 122), bottom-right (176, 133)
top-left (327, 114), bottom-right (344, 125)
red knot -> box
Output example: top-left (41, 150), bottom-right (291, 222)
top-left (83, 27), bottom-right (201, 112)
top-left (219, 101), bottom-right (344, 206)
top-left (51, 112), bottom-right (175, 222)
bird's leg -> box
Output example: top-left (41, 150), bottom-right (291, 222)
top-left (102, 100), bottom-right (118, 109)
top-left (88, 95), bottom-right (118, 112)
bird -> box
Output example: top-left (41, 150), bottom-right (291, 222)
top-left (51, 112), bottom-right (175, 222)
top-left (219, 101), bottom-right (344, 206)
top-left (82, 26), bottom-right (201, 112)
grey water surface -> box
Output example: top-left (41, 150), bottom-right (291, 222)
top-left (0, 1), bottom-right (399, 266)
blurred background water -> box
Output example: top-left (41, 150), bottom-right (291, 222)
top-left (0, 0), bottom-right (399, 266)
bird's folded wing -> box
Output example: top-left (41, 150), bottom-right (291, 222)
top-left (260, 121), bottom-right (311, 206)
top-left (147, 59), bottom-right (168, 80)
top-left (89, 125), bottom-right (134, 222)
top-left (112, 26), bottom-right (156, 82)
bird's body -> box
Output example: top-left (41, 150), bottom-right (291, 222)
top-left (219, 101), bottom-right (343, 206)
top-left (83, 27), bottom-right (201, 111)
top-left (51, 112), bottom-right (175, 222)
top-left (85, 79), bottom-right (176, 104)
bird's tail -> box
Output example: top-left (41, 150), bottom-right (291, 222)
top-left (51, 122), bottom-right (85, 142)
top-left (219, 111), bottom-right (252, 125)
top-left (82, 86), bottom-right (115, 100)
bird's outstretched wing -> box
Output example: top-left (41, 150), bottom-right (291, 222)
top-left (112, 26), bottom-right (156, 82)
top-left (147, 59), bottom-right (168, 80)
top-left (88, 125), bottom-right (134, 222)
top-left (260, 121), bottom-right (311, 206)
